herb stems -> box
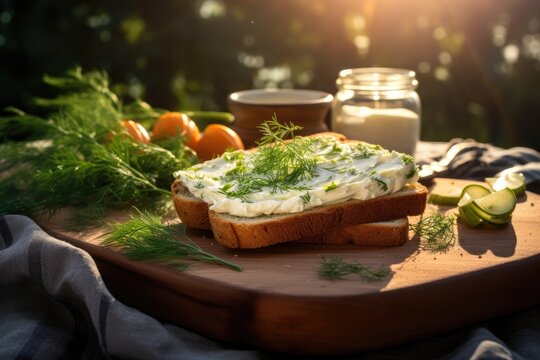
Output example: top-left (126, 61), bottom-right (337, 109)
top-left (102, 210), bottom-right (242, 271)
top-left (409, 212), bottom-right (456, 252)
top-left (218, 115), bottom-right (318, 200)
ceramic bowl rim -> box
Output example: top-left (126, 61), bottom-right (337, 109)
top-left (228, 89), bottom-right (333, 106)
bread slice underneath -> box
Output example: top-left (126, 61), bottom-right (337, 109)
top-left (297, 218), bottom-right (409, 247)
top-left (172, 180), bottom-right (409, 246)
top-left (207, 183), bottom-right (427, 248)
top-left (172, 180), bottom-right (426, 249)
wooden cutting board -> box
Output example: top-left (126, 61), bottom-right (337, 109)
top-left (42, 178), bottom-right (540, 355)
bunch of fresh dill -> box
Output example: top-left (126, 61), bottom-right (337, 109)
top-left (219, 114), bottom-right (318, 200)
top-left (102, 210), bottom-right (241, 271)
top-left (318, 256), bottom-right (391, 282)
top-left (409, 212), bottom-right (456, 252)
top-left (0, 68), bottom-right (196, 227)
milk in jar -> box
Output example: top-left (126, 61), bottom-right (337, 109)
top-left (332, 68), bottom-right (421, 156)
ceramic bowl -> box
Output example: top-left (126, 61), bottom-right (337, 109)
top-left (227, 89), bottom-right (333, 148)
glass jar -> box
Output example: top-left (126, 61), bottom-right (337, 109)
top-left (332, 67), bottom-right (421, 155)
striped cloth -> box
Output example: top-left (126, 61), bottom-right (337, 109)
top-left (416, 139), bottom-right (540, 193)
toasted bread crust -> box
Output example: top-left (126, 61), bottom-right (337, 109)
top-left (172, 179), bottom-right (413, 247)
top-left (207, 183), bottom-right (427, 248)
top-left (171, 180), bottom-right (212, 229)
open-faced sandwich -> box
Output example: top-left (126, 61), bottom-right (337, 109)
top-left (172, 120), bottom-right (428, 248)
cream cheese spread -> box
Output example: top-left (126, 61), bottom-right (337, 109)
top-left (174, 137), bottom-right (418, 218)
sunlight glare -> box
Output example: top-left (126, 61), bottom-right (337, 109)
top-left (434, 66), bottom-right (449, 81)
top-left (237, 52), bottom-right (264, 68)
top-left (439, 52), bottom-right (452, 65)
top-left (350, 15), bottom-right (366, 31)
top-left (503, 44), bottom-right (520, 64)
top-left (492, 25), bottom-right (507, 47)
top-left (522, 34), bottom-right (540, 61)
top-left (87, 13), bottom-right (110, 28)
top-left (354, 35), bottom-right (370, 55)
top-left (254, 66), bottom-right (292, 88)
top-left (433, 27), bottom-right (447, 41)
top-left (418, 62), bottom-right (431, 73)
top-left (199, 0), bottom-right (226, 19)
top-left (296, 71), bottom-right (313, 86)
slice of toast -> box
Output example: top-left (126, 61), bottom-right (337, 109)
top-left (172, 181), bottom-right (427, 248)
top-left (172, 180), bottom-right (413, 247)
top-left (206, 183), bottom-right (427, 248)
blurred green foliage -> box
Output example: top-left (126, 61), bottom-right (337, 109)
top-left (0, 0), bottom-right (539, 149)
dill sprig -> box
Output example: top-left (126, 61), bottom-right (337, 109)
top-left (102, 210), bottom-right (242, 272)
top-left (0, 68), bottom-right (196, 226)
top-left (257, 116), bottom-right (302, 146)
top-left (36, 67), bottom-right (119, 111)
top-left (219, 114), bottom-right (318, 200)
top-left (409, 212), bottom-right (456, 252)
top-left (318, 256), bottom-right (391, 282)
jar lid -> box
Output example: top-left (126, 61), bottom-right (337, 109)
top-left (337, 67), bottom-right (418, 91)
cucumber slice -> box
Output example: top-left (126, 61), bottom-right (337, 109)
top-left (460, 201), bottom-right (512, 227)
top-left (483, 214), bottom-right (512, 226)
top-left (473, 188), bottom-right (516, 217)
top-left (429, 187), bottom-right (462, 206)
top-left (485, 173), bottom-right (526, 198)
top-left (459, 206), bottom-right (484, 228)
top-left (458, 187), bottom-right (515, 228)
top-left (471, 201), bottom-right (512, 221)
top-left (457, 184), bottom-right (491, 207)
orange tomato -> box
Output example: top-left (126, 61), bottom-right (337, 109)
top-left (196, 124), bottom-right (245, 161)
top-left (121, 120), bottom-right (150, 144)
top-left (152, 112), bottom-right (201, 149)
